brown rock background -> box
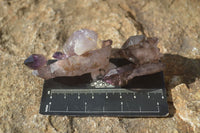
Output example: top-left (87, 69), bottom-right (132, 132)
top-left (0, 0), bottom-right (200, 132)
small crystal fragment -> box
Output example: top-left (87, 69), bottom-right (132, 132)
top-left (102, 39), bottom-right (113, 47)
top-left (53, 52), bottom-right (66, 60)
top-left (122, 35), bottom-right (145, 49)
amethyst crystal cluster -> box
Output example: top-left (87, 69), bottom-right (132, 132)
top-left (24, 29), bottom-right (163, 86)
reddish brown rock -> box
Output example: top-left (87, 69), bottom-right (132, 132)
top-left (0, 0), bottom-right (200, 132)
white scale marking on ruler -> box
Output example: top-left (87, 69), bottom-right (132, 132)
top-left (157, 102), bottom-right (160, 112)
top-left (120, 93), bottom-right (122, 99)
top-left (45, 105), bottom-right (48, 112)
top-left (106, 93), bottom-right (108, 99)
top-left (121, 102), bottom-right (123, 112)
top-left (85, 102), bottom-right (87, 112)
top-left (148, 92), bottom-right (150, 99)
top-left (48, 103), bottom-right (51, 112)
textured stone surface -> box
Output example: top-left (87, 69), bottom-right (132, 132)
top-left (0, 0), bottom-right (200, 133)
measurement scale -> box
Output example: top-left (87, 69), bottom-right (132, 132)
top-left (40, 59), bottom-right (169, 117)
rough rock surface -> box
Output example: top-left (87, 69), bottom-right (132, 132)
top-left (0, 0), bottom-right (200, 133)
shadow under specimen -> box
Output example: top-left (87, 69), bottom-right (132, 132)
top-left (162, 54), bottom-right (200, 116)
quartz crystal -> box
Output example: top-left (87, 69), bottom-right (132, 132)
top-left (63, 29), bottom-right (98, 56)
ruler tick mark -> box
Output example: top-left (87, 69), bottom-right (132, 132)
top-left (85, 102), bottom-right (87, 112)
top-left (157, 106), bottom-right (160, 112)
top-left (78, 93), bottom-right (80, 99)
top-left (147, 93), bottom-right (150, 98)
top-left (120, 93), bottom-right (122, 99)
top-left (45, 105), bottom-right (48, 112)
top-left (48, 104), bottom-right (51, 112)
top-left (120, 93), bottom-right (122, 98)
top-left (121, 102), bottom-right (123, 112)
top-left (47, 91), bottom-right (50, 95)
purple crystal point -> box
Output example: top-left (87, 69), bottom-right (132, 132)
top-left (24, 54), bottom-right (47, 70)
top-left (53, 52), bottom-right (66, 60)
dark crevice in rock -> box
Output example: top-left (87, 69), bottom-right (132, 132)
top-left (168, 0), bottom-right (175, 8)
top-left (0, 30), bottom-right (3, 40)
top-left (5, 0), bottom-right (11, 6)
top-left (48, 116), bottom-right (58, 132)
top-left (34, 0), bottom-right (39, 5)
top-left (126, 11), bottom-right (146, 36)
top-left (118, 118), bottom-right (128, 133)
top-left (17, 7), bottom-right (29, 17)
top-left (117, 22), bottom-right (125, 38)
top-left (69, 117), bottom-right (75, 133)
top-left (167, 101), bottom-right (176, 117)
top-left (117, 3), bottom-right (146, 36)
top-left (0, 34), bottom-right (16, 55)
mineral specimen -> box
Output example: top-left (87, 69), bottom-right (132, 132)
top-left (103, 36), bottom-right (163, 86)
top-left (24, 29), bottom-right (163, 86)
